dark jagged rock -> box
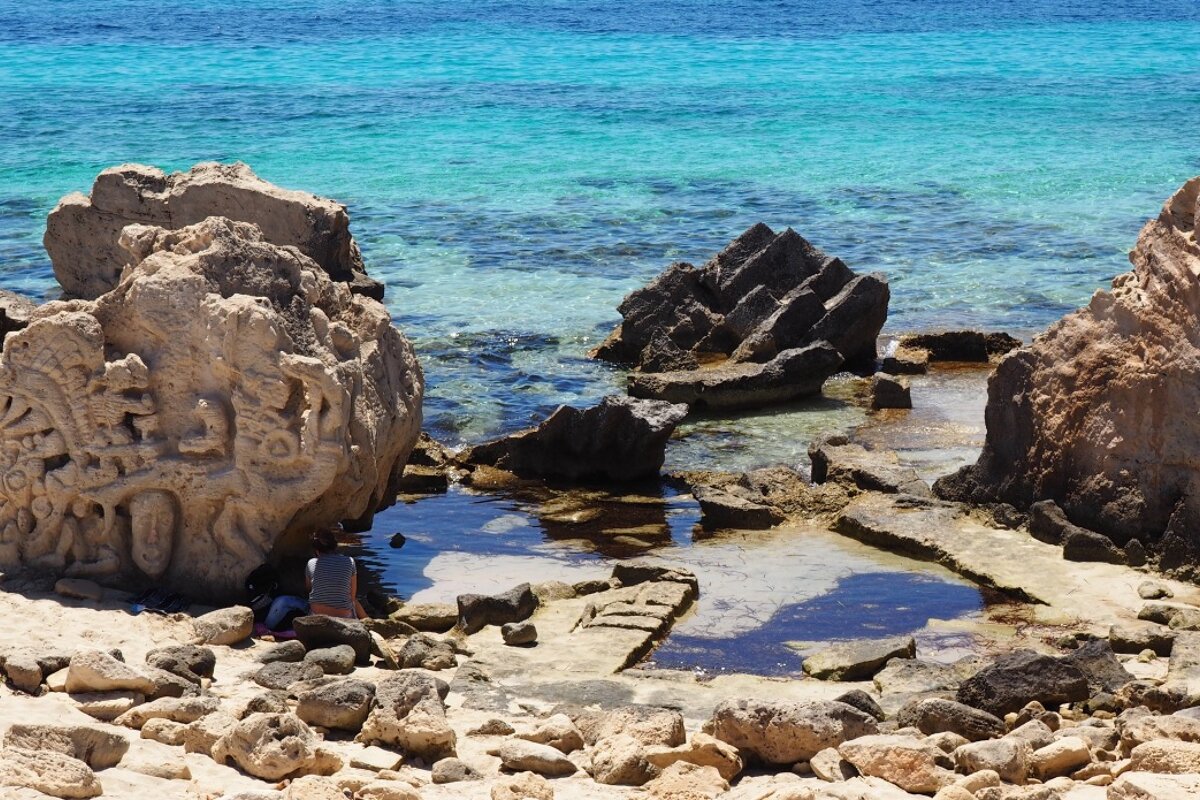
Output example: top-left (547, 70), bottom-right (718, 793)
top-left (592, 224), bottom-right (889, 411)
top-left (901, 331), bottom-right (1021, 362)
top-left (1062, 528), bottom-right (1126, 565)
top-left (459, 395), bottom-right (687, 482)
top-left (934, 179), bottom-right (1200, 578)
top-left (628, 342), bottom-right (843, 410)
top-left (833, 689), bottom-right (885, 721)
top-left (895, 698), bottom-right (1005, 742)
top-left (291, 616), bottom-right (373, 665)
top-left (956, 650), bottom-right (1090, 716)
top-left (1062, 639), bottom-right (1134, 694)
top-left (457, 583), bottom-right (538, 635)
top-left (871, 374), bottom-right (912, 410)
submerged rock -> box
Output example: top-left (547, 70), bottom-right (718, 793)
top-left (800, 636), bottom-right (916, 681)
top-left (934, 177), bottom-right (1200, 576)
top-left (460, 395), bottom-right (686, 482)
top-left (0, 215), bottom-right (422, 598)
top-left (593, 224), bottom-right (888, 410)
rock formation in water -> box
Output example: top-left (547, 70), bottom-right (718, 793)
top-left (591, 223), bottom-right (888, 410)
top-left (45, 162), bottom-right (383, 300)
top-left (935, 177), bottom-right (1200, 575)
top-left (460, 395), bottom-right (687, 483)
top-left (0, 215), bottom-right (422, 598)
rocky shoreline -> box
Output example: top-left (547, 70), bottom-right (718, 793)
top-left (4, 167), bottom-right (1200, 799)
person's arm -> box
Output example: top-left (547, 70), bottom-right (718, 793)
top-left (350, 570), bottom-right (369, 620)
top-left (305, 558), bottom-right (314, 594)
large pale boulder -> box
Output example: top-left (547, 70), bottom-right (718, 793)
top-left (45, 161), bottom-right (381, 299)
top-left (592, 224), bottom-right (888, 411)
top-left (0, 746), bottom-right (101, 799)
top-left (0, 215), bottom-right (422, 597)
top-left (211, 712), bottom-right (342, 781)
top-left (707, 698), bottom-right (877, 766)
top-left (935, 177), bottom-right (1200, 574)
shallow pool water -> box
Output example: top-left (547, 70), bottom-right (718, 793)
top-left (352, 482), bottom-right (985, 676)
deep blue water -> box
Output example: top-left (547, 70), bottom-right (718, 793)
top-left (649, 570), bottom-right (985, 676)
top-left (2, 1), bottom-right (1199, 446)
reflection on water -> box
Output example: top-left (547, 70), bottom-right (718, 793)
top-left (350, 483), bottom-right (984, 676)
top-left (649, 571), bottom-right (984, 677)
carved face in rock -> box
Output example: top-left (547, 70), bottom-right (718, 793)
top-left (129, 490), bottom-right (177, 578)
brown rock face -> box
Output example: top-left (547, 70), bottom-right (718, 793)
top-left (592, 224), bottom-right (888, 410)
top-left (0, 215), bottom-right (422, 598)
top-left (45, 161), bottom-right (381, 299)
top-left (935, 177), bottom-right (1200, 571)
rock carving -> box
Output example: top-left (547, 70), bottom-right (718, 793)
top-left (0, 212), bottom-right (421, 598)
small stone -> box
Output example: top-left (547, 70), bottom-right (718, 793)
top-left (1110, 622), bottom-right (1175, 656)
top-left (431, 756), bottom-right (482, 783)
top-left (838, 734), bottom-right (955, 794)
top-left (349, 745), bottom-right (404, 772)
top-left (254, 660), bottom-right (323, 690)
top-left (490, 771), bottom-right (553, 800)
top-left (115, 695), bottom-right (220, 728)
top-left (259, 640), bottom-right (307, 664)
top-left (245, 690), bottom-right (291, 716)
top-left (1031, 736), bottom-right (1092, 779)
top-left (801, 636), bottom-right (916, 681)
top-left (193, 606), bottom-right (254, 646)
top-left (519, 714), bottom-right (584, 754)
top-left (809, 746), bottom-right (857, 781)
top-left (141, 717), bottom-right (189, 746)
top-left (145, 644), bottom-right (216, 685)
top-left (469, 718), bottom-right (516, 736)
top-left (591, 733), bottom-right (657, 786)
top-left (66, 650), bottom-right (154, 694)
top-left (502, 621), bottom-right (538, 646)
top-left (292, 615), bottom-right (373, 664)
top-left (390, 602), bottom-right (458, 633)
top-left (833, 689), bottom-right (885, 721)
top-left (304, 644), bottom-right (356, 675)
top-left (871, 374), bottom-right (912, 410)
top-left (493, 740), bottom-right (577, 777)
top-left (72, 690), bottom-right (144, 722)
top-left (295, 678), bottom-right (375, 731)
top-left (953, 737), bottom-right (1031, 785)
top-left (3, 652), bottom-right (44, 694)
top-left (390, 533), bottom-right (407, 548)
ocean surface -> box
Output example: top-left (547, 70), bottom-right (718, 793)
top-left (3, 0), bottom-right (1200, 448)
top-left (3, 1), bottom-right (1199, 672)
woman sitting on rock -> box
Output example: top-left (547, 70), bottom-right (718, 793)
top-left (306, 529), bottom-right (369, 620)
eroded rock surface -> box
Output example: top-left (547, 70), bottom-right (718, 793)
top-left (935, 177), bottom-right (1200, 576)
top-left (45, 161), bottom-right (381, 299)
top-left (459, 395), bottom-right (687, 482)
top-left (592, 223), bottom-right (888, 410)
top-left (0, 215), bottom-right (422, 597)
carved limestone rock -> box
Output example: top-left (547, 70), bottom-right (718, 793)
top-left (45, 161), bottom-right (382, 300)
top-left (0, 215), bottom-right (422, 598)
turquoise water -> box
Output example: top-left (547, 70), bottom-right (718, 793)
top-left (2, 1), bottom-right (1199, 446)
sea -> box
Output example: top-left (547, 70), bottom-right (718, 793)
top-left (2, 0), bottom-right (1199, 673)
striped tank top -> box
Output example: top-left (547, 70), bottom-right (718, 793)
top-left (306, 553), bottom-right (356, 612)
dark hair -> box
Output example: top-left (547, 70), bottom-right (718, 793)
top-left (311, 529), bottom-right (338, 554)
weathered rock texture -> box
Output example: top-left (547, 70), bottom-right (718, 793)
top-left (0, 215), bottom-right (422, 598)
top-left (592, 223), bottom-right (888, 409)
top-left (45, 161), bottom-right (381, 299)
top-left (935, 177), bottom-right (1200, 575)
top-left (459, 395), bottom-right (687, 482)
